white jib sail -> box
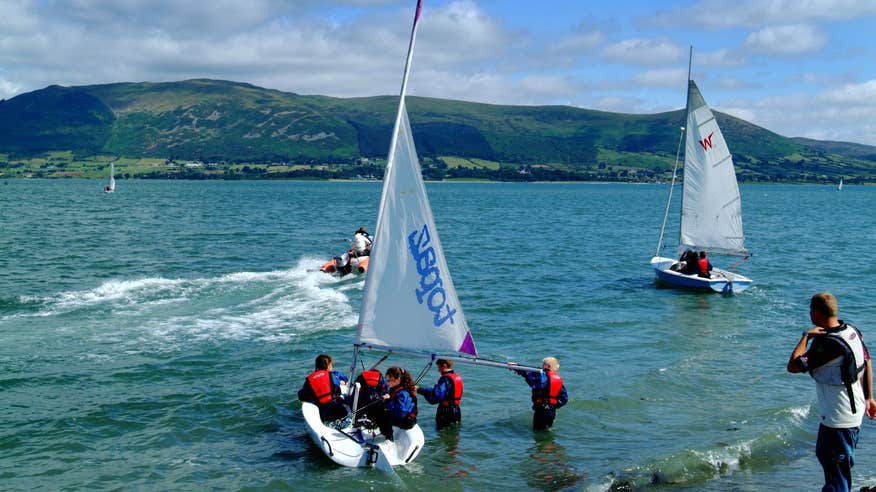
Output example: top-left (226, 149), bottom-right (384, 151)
top-left (679, 80), bottom-right (746, 256)
top-left (356, 103), bottom-right (477, 356)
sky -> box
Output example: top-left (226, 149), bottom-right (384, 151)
top-left (1, 0), bottom-right (875, 146)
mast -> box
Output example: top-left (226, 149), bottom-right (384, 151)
top-left (677, 46), bottom-right (693, 252)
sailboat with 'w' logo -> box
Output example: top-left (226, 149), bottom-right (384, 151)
top-left (651, 47), bottom-right (752, 294)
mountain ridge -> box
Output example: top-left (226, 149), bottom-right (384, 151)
top-left (1, 78), bottom-right (875, 182)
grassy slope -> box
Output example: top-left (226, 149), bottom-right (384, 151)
top-left (1, 79), bottom-right (876, 181)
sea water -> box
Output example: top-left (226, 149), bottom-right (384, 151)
top-left (1, 179), bottom-right (875, 491)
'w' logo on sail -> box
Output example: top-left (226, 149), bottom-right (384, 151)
top-left (699, 132), bottom-right (714, 151)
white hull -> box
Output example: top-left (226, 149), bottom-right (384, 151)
top-left (651, 256), bottom-right (752, 294)
top-left (302, 402), bottom-right (424, 470)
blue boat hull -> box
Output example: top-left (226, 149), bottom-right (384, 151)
top-left (650, 256), bottom-right (752, 294)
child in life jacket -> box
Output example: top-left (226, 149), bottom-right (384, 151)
top-left (514, 356), bottom-right (568, 431)
top-left (378, 366), bottom-right (418, 441)
top-left (417, 358), bottom-right (463, 429)
top-left (352, 368), bottom-right (389, 428)
top-left (298, 354), bottom-right (350, 422)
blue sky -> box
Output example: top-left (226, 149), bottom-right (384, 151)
top-left (1, 0), bottom-right (875, 145)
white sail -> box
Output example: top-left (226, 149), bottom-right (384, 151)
top-left (109, 162), bottom-right (116, 190)
top-left (679, 80), bottom-right (746, 256)
top-left (355, 0), bottom-right (475, 356)
top-left (357, 103), bottom-right (477, 356)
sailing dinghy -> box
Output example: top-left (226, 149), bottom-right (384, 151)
top-left (651, 48), bottom-right (752, 294)
top-left (104, 162), bottom-right (116, 193)
top-left (302, 0), bottom-right (541, 471)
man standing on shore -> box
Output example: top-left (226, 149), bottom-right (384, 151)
top-left (787, 292), bottom-right (876, 492)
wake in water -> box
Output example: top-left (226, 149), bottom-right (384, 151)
top-left (4, 257), bottom-right (362, 346)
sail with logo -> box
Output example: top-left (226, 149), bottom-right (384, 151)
top-left (651, 46), bottom-right (752, 294)
top-left (301, 0), bottom-right (541, 473)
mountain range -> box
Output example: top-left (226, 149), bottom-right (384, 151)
top-left (1, 78), bottom-right (875, 182)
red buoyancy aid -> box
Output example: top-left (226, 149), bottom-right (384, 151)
top-left (306, 370), bottom-right (335, 404)
top-left (534, 371), bottom-right (564, 405)
top-left (439, 371), bottom-right (463, 407)
top-left (698, 257), bottom-right (709, 274)
top-left (360, 370), bottom-right (381, 388)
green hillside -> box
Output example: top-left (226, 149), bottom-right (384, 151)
top-left (1, 78), bottom-right (875, 182)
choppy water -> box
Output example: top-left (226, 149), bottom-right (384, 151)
top-left (1, 179), bottom-right (875, 491)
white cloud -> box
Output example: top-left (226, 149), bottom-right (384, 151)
top-left (722, 79), bottom-right (876, 145)
top-left (647, 0), bottom-right (876, 29)
top-left (633, 68), bottom-right (687, 88)
top-left (602, 38), bottom-right (684, 66)
top-left (743, 24), bottom-right (827, 55)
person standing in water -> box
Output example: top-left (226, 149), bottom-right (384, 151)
top-left (417, 359), bottom-right (463, 429)
top-left (514, 356), bottom-right (568, 431)
top-left (787, 292), bottom-right (876, 492)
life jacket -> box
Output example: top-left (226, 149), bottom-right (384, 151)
top-left (389, 386), bottom-right (418, 427)
top-left (439, 371), bottom-right (463, 407)
top-left (306, 370), bottom-right (336, 405)
top-left (359, 370), bottom-right (381, 388)
top-left (698, 257), bottom-right (709, 274)
top-left (810, 323), bottom-right (867, 413)
top-left (533, 371), bottom-right (564, 406)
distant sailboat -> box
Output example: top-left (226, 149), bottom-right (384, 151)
top-left (651, 47), bottom-right (752, 294)
top-left (838, 178), bottom-right (844, 191)
top-left (104, 162), bottom-right (116, 193)
top-left (302, 0), bottom-right (541, 471)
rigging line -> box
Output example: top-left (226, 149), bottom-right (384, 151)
top-left (413, 360), bottom-right (434, 386)
top-left (655, 125), bottom-right (686, 257)
top-left (727, 255), bottom-right (750, 272)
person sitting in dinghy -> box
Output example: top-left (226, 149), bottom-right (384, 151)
top-left (349, 227), bottom-right (372, 257)
top-left (378, 366), bottom-right (418, 441)
top-left (298, 354), bottom-right (350, 422)
top-left (514, 356), bottom-right (568, 431)
top-left (697, 251), bottom-right (713, 278)
top-left (352, 368), bottom-right (389, 429)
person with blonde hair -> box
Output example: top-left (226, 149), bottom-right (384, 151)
top-left (787, 292), bottom-right (876, 492)
top-left (513, 356), bottom-right (568, 431)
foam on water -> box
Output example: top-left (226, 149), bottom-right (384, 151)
top-left (9, 257), bottom-right (362, 348)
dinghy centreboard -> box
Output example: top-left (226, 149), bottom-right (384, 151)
top-left (302, 0), bottom-right (542, 473)
top-left (651, 47), bottom-right (752, 294)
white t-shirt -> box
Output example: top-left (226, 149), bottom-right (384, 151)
top-left (814, 357), bottom-right (865, 428)
top-left (351, 233), bottom-right (371, 254)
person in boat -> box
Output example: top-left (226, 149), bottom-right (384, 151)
top-left (696, 251), bottom-right (712, 278)
top-left (349, 227), bottom-right (372, 257)
top-left (416, 358), bottom-right (463, 429)
top-left (787, 293), bottom-right (876, 492)
top-left (352, 367), bottom-right (389, 429)
top-left (514, 356), bottom-right (568, 431)
top-left (378, 366), bottom-right (418, 441)
top-left (675, 249), bottom-right (697, 275)
top-left (298, 354), bottom-right (350, 422)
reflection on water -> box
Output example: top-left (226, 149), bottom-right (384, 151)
top-left (523, 433), bottom-right (584, 491)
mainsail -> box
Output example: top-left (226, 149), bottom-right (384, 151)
top-left (108, 162), bottom-right (116, 190)
top-left (356, 0), bottom-right (476, 357)
top-left (679, 80), bottom-right (746, 256)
